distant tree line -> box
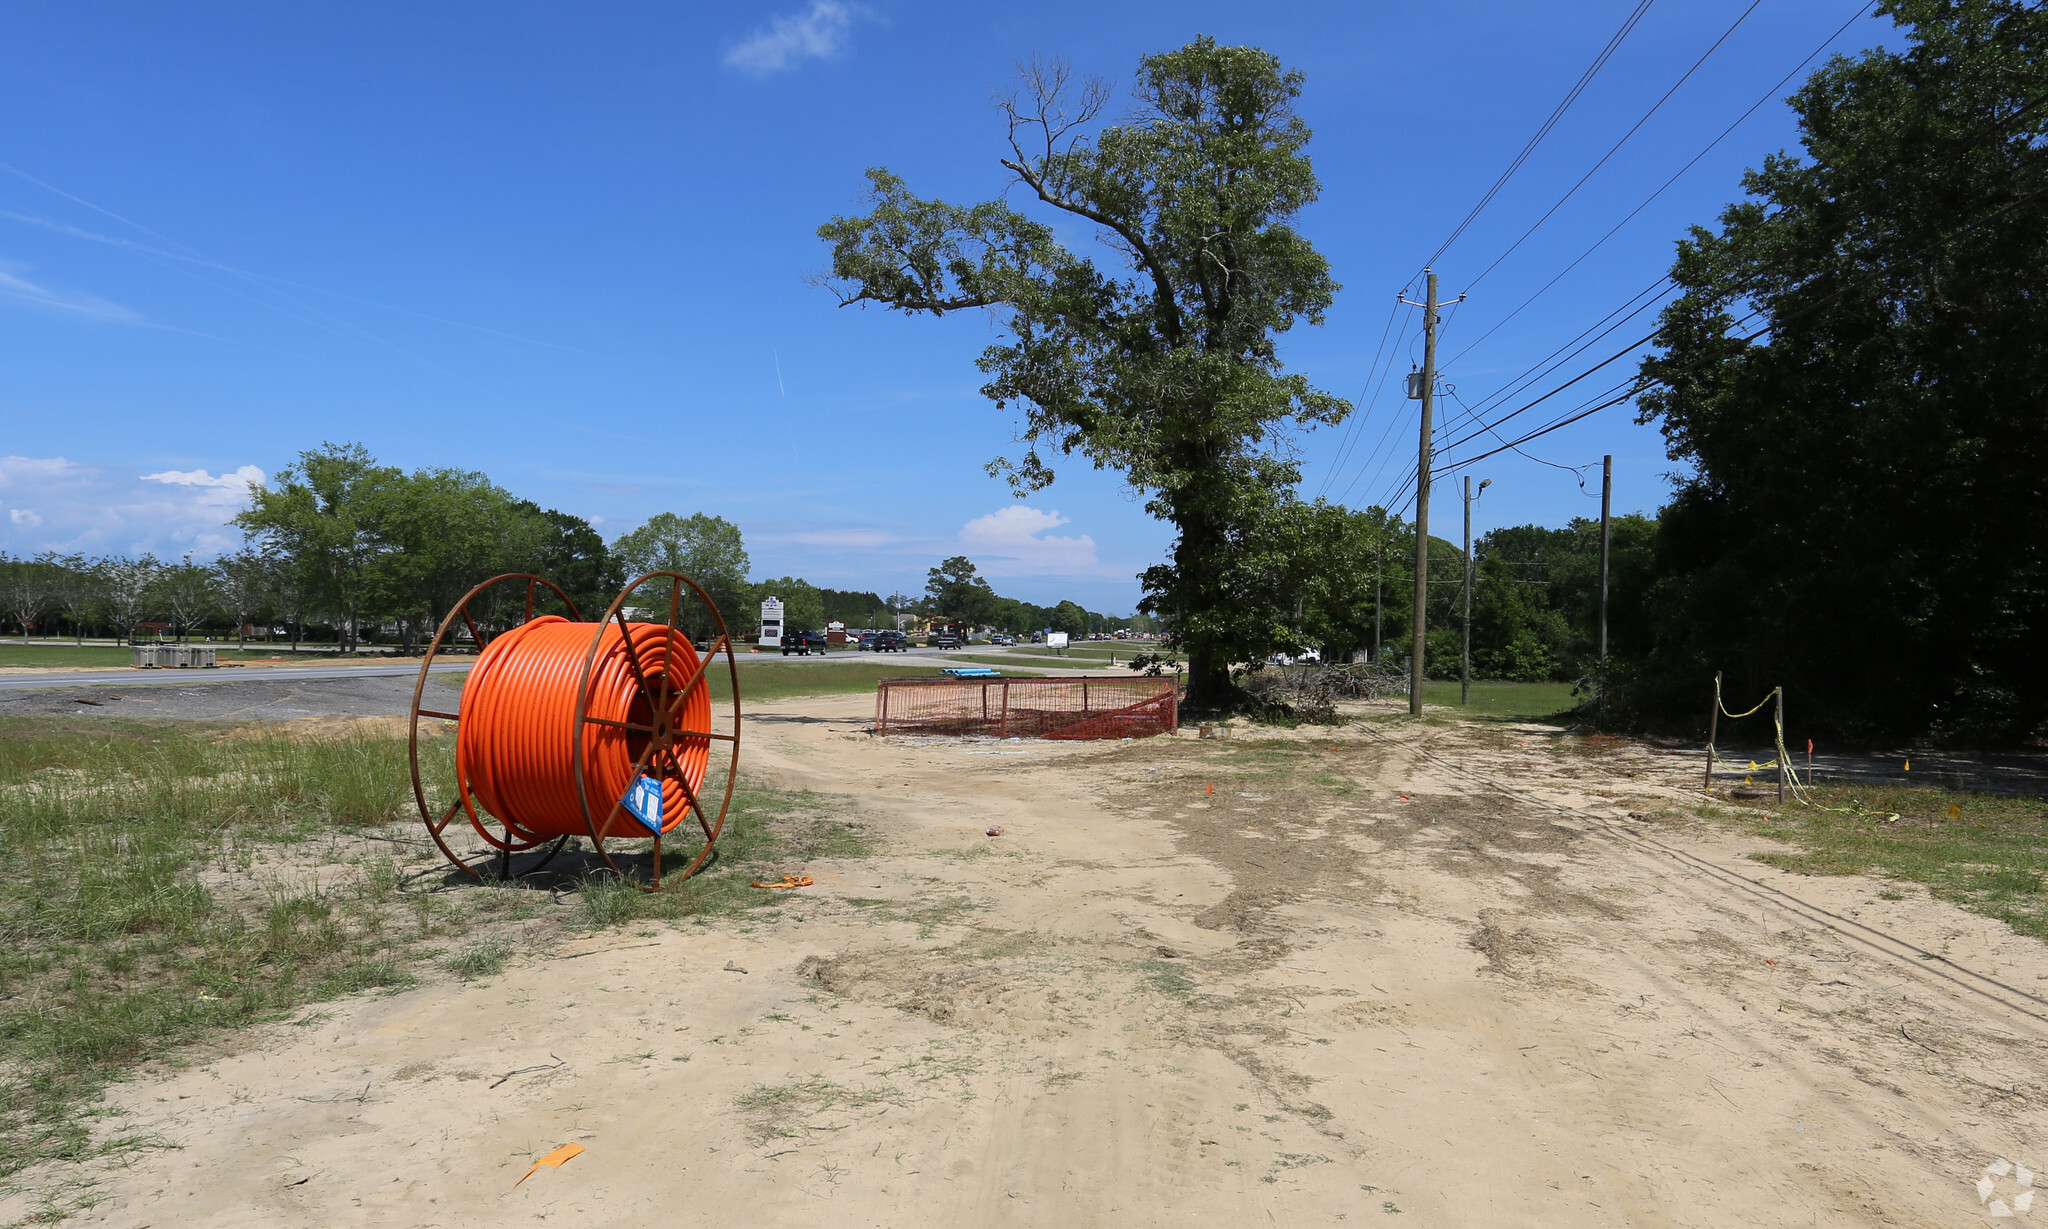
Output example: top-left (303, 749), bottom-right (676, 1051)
top-left (0, 442), bottom-right (1155, 652)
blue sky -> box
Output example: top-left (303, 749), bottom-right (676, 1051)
top-left (0, 1), bottom-right (1891, 613)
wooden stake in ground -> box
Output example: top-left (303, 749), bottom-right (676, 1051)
top-left (1704, 670), bottom-right (1722, 793)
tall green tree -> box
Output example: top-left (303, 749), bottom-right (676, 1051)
top-left (237, 443), bottom-right (397, 653)
top-left (1633, 0), bottom-right (2048, 741)
top-left (752, 577), bottom-right (824, 633)
top-left (154, 554), bottom-right (219, 641)
top-left (213, 548), bottom-right (276, 649)
top-left (1, 553), bottom-right (60, 641)
top-left (520, 504), bottom-right (616, 620)
top-left (611, 512), bottom-right (751, 634)
top-left (1048, 599), bottom-right (1091, 638)
top-left (816, 39), bottom-right (1346, 708)
top-left (924, 555), bottom-right (998, 627)
top-left (49, 554), bottom-right (104, 645)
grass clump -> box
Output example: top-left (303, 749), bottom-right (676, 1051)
top-left (0, 717), bottom-right (451, 1195)
top-left (1740, 783), bottom-right (2048, 939)
top-left (0, 713), bottom-right (875, 1206)
top-left (1416, 680), bottom-right (1578, 721)
top-left (444, 936), bottom-right (512, 980)
top-left (565, 787), bottom-right (874, 928)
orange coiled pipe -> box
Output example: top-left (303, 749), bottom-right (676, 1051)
top-left (457, 617), bottom-right (713, 846)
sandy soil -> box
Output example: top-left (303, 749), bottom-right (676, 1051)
top-left (17, 696), bottom-right (2048, 1227)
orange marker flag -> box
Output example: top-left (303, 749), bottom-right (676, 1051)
top-left (516, 1143), bottom-right (585, 1187)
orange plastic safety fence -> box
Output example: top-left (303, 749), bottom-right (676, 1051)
top-left (874, 675), bottom-right (1178, 740)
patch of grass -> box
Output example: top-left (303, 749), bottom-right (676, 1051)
top-left (950, 652), bottom-right (1110, 671)
top-left (1417, 680), bottom-right (1577, 721)
top-left (444, 936), bottom-right (511, 980)
top-left (0, 644), bottom-right (301, 669)
top-left (565, 786), bottom-right (877, 928)
top-left (1140, 959), bottom-right (1196, 1002)
top-left (0, 713), bottom-right (877, 1204)
top-left (1737, 784), bottom-right (2048, 940)
top-left (0, 717), bottom-right (459, 1192)
top-left (711, 660), bottom-right (950, 704)
top-left (735, 1074), bottom-right (907, 1141)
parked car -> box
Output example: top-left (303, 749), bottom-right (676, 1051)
top-left (780, 629), bottom-right (829, 656)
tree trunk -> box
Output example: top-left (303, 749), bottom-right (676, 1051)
top-left (1174, 507), bottom-right (1237, 712)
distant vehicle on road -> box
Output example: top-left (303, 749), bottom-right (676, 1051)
top-left (780, 629), bottom-right (829, 656)
top-left (856, 634), bottom-right (877, 651)
top-left (990, 634), bottom-right (1014, 646)
top-left (868, 630), bottom-right (909, 652)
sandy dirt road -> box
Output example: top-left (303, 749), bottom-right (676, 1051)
top-left (25, 696), bottom-right (2048, 1227)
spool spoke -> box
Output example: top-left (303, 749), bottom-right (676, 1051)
top-left (417, 708), bottom-right (461, 722)
top-left (583, 716), bottom-right (655, 734)
top-left (658, 641), bottom-right (723, 714)
top-left (524, 578), bottom-right (535, 622)
top-left (656, 741), bottom-right (714, 840)
top-left (661, 578), bottom-right (682, 716)
top-left (460, 608), bottom-right (487, 653)
top-left (432, 797), bottom-right (461, 835)
top-left (612, 607), bottom-right (658, 708)
top-left (670, 729), bottom-right (737, 742)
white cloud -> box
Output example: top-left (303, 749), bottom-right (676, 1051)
top-left (0, 260), bottom-right (141, 323)
top-left (142, 465), bottom-right (267, 514)
top-left (0, 455), bottom-right (266, 558)
top-left (958, 506), bottom-right (1100, 577)
top-left (725, 2), bottom-right (860, 73)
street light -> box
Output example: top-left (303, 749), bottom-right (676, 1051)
top-left (1463, 477), bottom-right (1491, 706)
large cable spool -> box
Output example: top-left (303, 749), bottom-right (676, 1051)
top-left (407, 571), bottom-right (742, 887)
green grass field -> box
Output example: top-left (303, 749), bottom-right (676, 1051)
top-left (948, 653), bottom-right (1109, 671)
top-left (1418, 680), bottom-right (1580, 721)
top-left (0, 643), bottom-right (302, 668)
top-left (716, 659), bottom-right (947, 704)
top-left (0, 715), bottom-right (867, 1201)
top-left (1721, 783), bottom-right (2048, 941)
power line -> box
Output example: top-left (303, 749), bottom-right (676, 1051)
top-left (1431, 176), bottom-right (2048, 473)
top-left (1314, 300), bottom-right (1402, 500)
top-left (1419, 0), bottom-right (1658, 271)
top-left (1456, 0), bottom-right (1771, 296)
top-left (1444, 274), bottom-right (1670, 421)
top-left (1440, 2), bottom-right (1880, 370)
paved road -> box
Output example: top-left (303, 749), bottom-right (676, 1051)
top-left (0, 662), bottom-right (469, 692)
top-left (0, 645), bottom-right (1116, 695)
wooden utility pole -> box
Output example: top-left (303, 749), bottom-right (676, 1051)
top-left (1460, 476), bottom-right (1487, 705)
top-left (1399, 270), bottom-right (1461, 715)
top-left (1462, 475), bottom-right (1472, 706)
top-left (1597, 453), bottom-right (1612, 727)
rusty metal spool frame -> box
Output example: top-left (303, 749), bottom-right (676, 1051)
top-left (407, 571), bottom-right (743, 887)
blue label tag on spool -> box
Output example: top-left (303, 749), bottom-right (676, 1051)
top-left (621, 775), bottom-right (663, 834)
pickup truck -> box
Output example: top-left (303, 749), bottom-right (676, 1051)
top-left (867, 630), bottom-right (909, 653)
top-left (780, 629), bottom-right (829, 656)
top-left (926, 632), bottom-right (964, 650)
